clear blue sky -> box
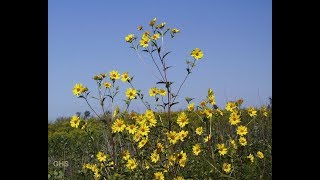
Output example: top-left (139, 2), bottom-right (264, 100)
top-left (49, 0), bottom-right (272, 121)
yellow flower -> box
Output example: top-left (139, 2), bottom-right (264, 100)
top-left (138, 138), bottom-right (148, 148)
top-left (222, 163), bottom-right (231, 173)
top-left (225, 101), bottom-right (236, 112)
top-left (154, 171), bottom-right (164, 180)
top-left (178, 130), bottom-right (188, 141)
top-left (70, 115), bottom-right (80, 128)
top-left (149, 17), bottom-right (156, 26)
top-left (239, 137), bottom-right (247, 146)
top-left (113, 105), bottom-right (119, 117)
top-left (126, 124), bottom-right (137, 134)
top-left (177, 112), bottom-right (189, 128)
top-left (208, 95), bottom-right (215, 105)
top-left (96, 151), bottom-right (107, 162)
top-left (125, 88), bottom-right (137, 100)
top-left (257, 151), bottom-right (264, 159)
top-left (125, 34), bottom-right (135, 43)
top-left (190, 48), bottom-right (204, 60)
top-left (73, 83), bottom-right (86, 96)
top-left (121, 72), bottom-right (131, 82)
top-left (168, 154), bottom-right (176, 166)
top-left (103, 81), bottom-right (112, 88)
top-left (195, 127), bottom-right (203, 135)
top-left (111, 118), bottom-right (126, 133)
top-left (171, 28), bottom-right (180, 33)
top-left (216, 109), bottom-right (224, 116)
top-left (126, 158), bottom-right (138, 170)
top-left (204, 134), bottom-right (212, 142)
top-left (230, 139), bottom-right (237, 149)
top-left (167, 131), bottom-right (179, 144)
top-left (140, 36), bottom-right (150, 48)
top-left (187, 103), bottom-right (194, 111)
top-left (155, 22), bottom-right (166, 29)
top-left (203, 108), bottom-right (213, 119)
top-left (158, 89), bottom-right (167, 96)
top-left (150, 150), bottom-right (160, 163)
top-left (217, 143), bottom-right (228, 156)
top-left (174, 176), bottom-right (184, 180)
top-left (177, 151), bottom-right (187, 167)
top-left (145, 109), bottom-right (155, 120)
top-left (149, 87), bottom-right (158, 97)
top-left (81, 121), bottom-right (87, 130)
top-left (261, 106), bottom-right (268, 117)
top-left (138, 124), bottom-right (150, 136)
top-left (156, 143), bottom-right (164, 152)
top-left (109, 70), bottom-right (120, 80)
top-left (229, 111), bottom-right (241, 125)
top-left (151, 33), bottom-right (160, 40)
top-left (247, 154), bottom-right (254, 163)
top-left (200, 100), bottom-right (207, 107)
top-left (193, 144), bottom-right (201, 156)
top-left (247, 106), bottom-right (257, 117)
top-left (133, 132), bottom-right (142, 142)
top-left (122, 150), bottom-right (131, 161)
top-left (144, 162), bottom-right (150, 170)
top-left (136, 114), bottom-right (147, 125)
top-left (236, 125), bottom-right (248, 136)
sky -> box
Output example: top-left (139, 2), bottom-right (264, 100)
top-left (48, 0), bottom-right (272, 121)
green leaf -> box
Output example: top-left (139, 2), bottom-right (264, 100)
top-left (170, 102), bottom-right (179, 107)
top-left (185, 97), bottom-right (194, 104)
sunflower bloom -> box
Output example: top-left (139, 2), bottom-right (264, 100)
top-left (111, 118), bottom-right (126, 133)
top-left (151, 33), bottom-right (160, 40)
top-left (70, 115), bottom-right (80, 128)
top-left (126, 158), bottom-right (138, 170)
top-left (177, 151), bottom-right (187, 167)
top-left (149, 87), bottom-right (158, 97)
top-left (230, 139), bottom-right (237, 149)
top-left (140, 36), bottom-right (150, 48)
top-left (225, 101), bottom-right (237, 112)
top-left (154, 172), bottom-right (164, 180)
top-left (126, 88), bottom-right (137, 100)
top-left (187, 103), bottom-right (194, 111)
top-left (150, 150), bottom-right (160, 163)
top-left (195, 127), bottom-right (203, 135)
top-left (171, 28), bottom-right (180, 33)
top-left (121, 72), bottom-right (131, 82)
top-left (239, 137), bottom-right (247, 146)
top-left (138, 138), bottom-right (148, 148)
top-left (96, 151), bottom-right (107, 162)
top-left (73, 83), bottom-right (86, 96)
top-left (190, 48), bottom-right (204, 60)
top-left (178, 130), bottom-right (188, 141)
top-left (177, 112), bottom-right (189, 128)
top-left (138, 124), bottom-right (150, 136)
top-left (217, 143), bottom-right (228, 156)
top-left (126, 124), bottom-right (137, 134)
top-left (261, 106), bottom-right (268, 117)
top-left (125, 34), bottom-right (135, 43)
top-left (158, 89), bottom-right (167, 96)
top-left (257, 151), bottom-right (264, 159)
top-left (247, 106), bottom-right (257, 117)
top-left (193, 144), bottom-right (201, 156)
top-left (222, 163), bottom-right (231, 173)
top-left (216, 109), bottom-right (224, 116)
top-left (122, 150), bottom-right (131, 161)
top-left (109, 70), bottom-right (120, 80)
top-left (149, 17), bottom-right (156, 26)
top-left (236, 125), bottom-right (248, 136)
top-left (103, 81), bottom-right (112, 88)
top-left (247, 154), bottom-right (254, 163)
top-left (167, 131), bottom-right (179, 144)
top-left (156, 143), bottom-right (164, 152)
top-left (204, 134), bottom-right (212, 142)
top-left (229, 111), bottom-right (241, 125)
